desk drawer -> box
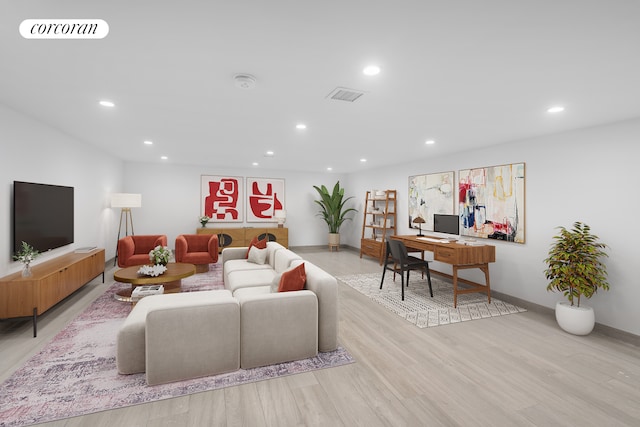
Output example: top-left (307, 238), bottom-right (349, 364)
top-left (434, 246), bottom-right (457, 263)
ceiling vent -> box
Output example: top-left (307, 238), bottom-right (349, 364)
top-left (326, 87), bottom-right (365, 102)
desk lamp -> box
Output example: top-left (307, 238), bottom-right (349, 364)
top-left (413, 216), bottom-right (425, 237)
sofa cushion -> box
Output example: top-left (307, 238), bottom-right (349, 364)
top-left (245, 236), bottom-right (267, 258)
top-left (270, 273), bottom-right (282, 293)
top-left (234, 286), bottom-right (271, 298)
top-left (116, 290), bottom-right (233, 375)
top-left (289, 260), bottom-right (338, 353)
top-left (278, 263), bottom-right (306, 292)
top-left (273, 249), bottom-right (303, 273)
top-left (145, 291), bottom-right (240, 385)
top-left (224, 258), bottom-right (273, 283)
top-left (226, 268), bottom-right (277, 293)
top-left (236, 290), bottom-right (318, 369)
top-left (247, 246), bottom-right (268, 265)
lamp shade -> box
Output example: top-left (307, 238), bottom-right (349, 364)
top-left (413, 216), bottom-right (426, 224)
top-left (111, 193), bottom-right (142, 208)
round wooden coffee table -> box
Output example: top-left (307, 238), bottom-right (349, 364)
top-left (114, 262), bottom-right (196, 302)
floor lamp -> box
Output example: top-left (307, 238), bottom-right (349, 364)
top-left (111, 193), bottom-right (142, 266)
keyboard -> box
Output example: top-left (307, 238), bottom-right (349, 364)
top-left (417, 237), bottom-right (450, 243)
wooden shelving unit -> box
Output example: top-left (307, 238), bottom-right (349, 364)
top-left (360, 190), bottom-right (397, 264)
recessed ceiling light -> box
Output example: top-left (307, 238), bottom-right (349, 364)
top-left (425, 140), bottom-right (435, 145)
top-left (327, 167), bottom-right (333, 171)
top-left (360, 158), bottom-right (367, 162)
top-left (144, 140), bottom-right (153, 145)
top-left (363, 65), bottom-right (381, 76)
top-left (99, 100), bottom-right (115, 107)
top-left (160, 156), bottom-right (168, 160)
top-left (252, 162), bottom-right (259, 166)
top-left (265, 151), bottom-right (274, 157)
top-left (296, 123), bottom-right (307, 130)
top-left (547, 106), bottom-right (565, 113)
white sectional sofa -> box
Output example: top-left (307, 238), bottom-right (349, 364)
top-left (222, 242), bottom-right (339, 357)
top-left (116, 242), bottom-right (338, 385)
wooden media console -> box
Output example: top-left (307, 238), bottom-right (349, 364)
top-left (0, 248), bottom-right (105, 337)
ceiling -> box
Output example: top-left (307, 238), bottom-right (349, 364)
top-left (2, 1), bottom-right (640, 173)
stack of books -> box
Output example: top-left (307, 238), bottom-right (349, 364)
top-left (131, 285), bottom-right (164, 299)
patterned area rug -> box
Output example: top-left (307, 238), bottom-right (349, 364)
top-left (338, 272), bottom-right (526, 328)
top-left (0, 263), bottom-right (354, 427)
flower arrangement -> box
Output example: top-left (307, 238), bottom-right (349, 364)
top-left (14, 241), bottom-right (39, 277)
top-left (137, 264), bottom-right (167, 277)
top-left (14, 241), bottom-right (39, 265)
top-left (149, 245), bottom-right (172, 266)
top-left (199, 215), bottom-right (210, 227)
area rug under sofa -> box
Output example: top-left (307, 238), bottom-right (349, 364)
top-left (0, 263), bottom-right (354, 427)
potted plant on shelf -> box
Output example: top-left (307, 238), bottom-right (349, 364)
top-left (14, 241), bottom-right (39, 277)
top-left (313, 181), bottom-right (357, 249)
top-left (544, 221), bottom-right (609, 335)
top-left (199, 215), bottom-right (210, 228)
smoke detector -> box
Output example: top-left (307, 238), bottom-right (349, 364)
top-left (234, 74), bottom-right (256, 89)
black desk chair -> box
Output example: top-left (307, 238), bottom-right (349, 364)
top-left (380, 239), bottom-right (433, 301)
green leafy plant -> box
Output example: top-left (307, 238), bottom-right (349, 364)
top-left (13, 241), bottom-right (39, 265)
top-left (313, 181), bottom-right (357, 234)
top-left (149, 245), bottom-right (172, 266)
top-left (544, 221), bottom-right (609, 307)
top-left (199, 215), bottom-right (210, 227)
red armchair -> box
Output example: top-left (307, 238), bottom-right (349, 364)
top-left (175, 234), bottom-right (219, 273)
top-left (117, 235), bottom-right (168, 268)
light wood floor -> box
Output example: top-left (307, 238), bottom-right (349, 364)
top-left (2, 247), bottom-right (640, 426)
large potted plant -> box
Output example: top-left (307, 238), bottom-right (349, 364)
top-left (313, 181), bottom-right (357, 249)
top-left (544, 221), bottom-right (609, 335)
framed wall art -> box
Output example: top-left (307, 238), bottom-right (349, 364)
top-left (408, 171), bottom-right (455, 231)
top-left (246, 177), bottom-right (285, 223)
top-left (201, 175), bottom-right (243, 222)
top-left (458, 162), bottom-right (525, 243)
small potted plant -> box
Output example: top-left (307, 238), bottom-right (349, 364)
top-left (313, 181), bottom-right (357, 249)
top-left (14, 241), bottom-right (39, 277)
top-left (149, 245), bottom-right (172, 266)
top-left (199, 215), bottom-right (210, 228)
top-left (544, 221), bottom-right (609, 335)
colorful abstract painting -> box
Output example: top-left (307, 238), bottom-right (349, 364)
top-left (246, 177), bottom-right (285, 223)
top-left (458, 163), bottom-right (525, 243)
top-left (408, 171), bottom-right (455, 231)
top-left (201, 175), bottom-right (243, 222)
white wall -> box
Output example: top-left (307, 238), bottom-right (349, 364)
top-left (343, 118), bottom-right (640, 335)
top-left (121, 161), bottom-right (348, 248)
top-left (4, 100), bottom-right (637, 336)
top-left (0, 104), bottom-right (123, 277)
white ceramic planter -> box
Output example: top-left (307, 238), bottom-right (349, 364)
top-left (555, 301), bottom-right (595, 335)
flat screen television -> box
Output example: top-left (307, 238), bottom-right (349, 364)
top-left (433, 213), bottom-right (459, 236)
top-left (13, 181), bottom-right (74, 256)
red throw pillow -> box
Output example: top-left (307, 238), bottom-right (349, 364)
top-left (278, 263), bottom-right (306, 292)
top-left (245, 236), bottom-right (267, 258)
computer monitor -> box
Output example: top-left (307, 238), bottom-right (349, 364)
top-left (433, 214), bottom-right (459, 236)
